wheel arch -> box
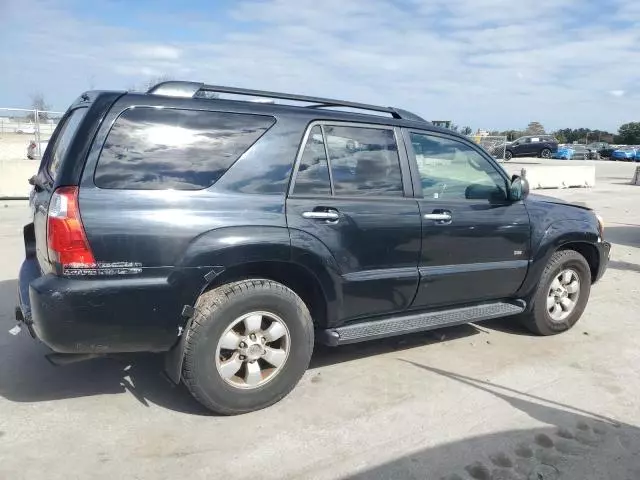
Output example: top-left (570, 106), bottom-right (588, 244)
top-left (200, 260), bottom-right (331, 328)
top-left (557, 242), bottom-right (599, 283)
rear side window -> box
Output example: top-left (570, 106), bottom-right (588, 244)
top-left (95, 108), bottom-right (275, 190)
top-left (48, 108), bottom-right (87, 180)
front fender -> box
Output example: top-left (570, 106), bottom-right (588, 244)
top-left (516, 218), bottom-right (599, 300)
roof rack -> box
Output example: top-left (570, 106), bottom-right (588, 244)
top-left (147, 81), bottom-right (426, 122)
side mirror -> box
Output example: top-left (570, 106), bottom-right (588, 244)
top-left (509, 175), bottom-right (529, 201)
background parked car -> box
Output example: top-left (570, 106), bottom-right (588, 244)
top-left (553, 144), bottom-right (591, 160)
top-left (585, 142), bottom-right (611, 159)
top-left (15, 125), bottom-right (36, 134)
top-left (504, 135), bottom-right (558, 161)
top-left (611, 147), bottom-right (638, 161)
top-left (27, 140), bottom-right (48, 160)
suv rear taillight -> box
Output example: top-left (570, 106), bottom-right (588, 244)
top-left (47, 186), bottom-right (96, 269)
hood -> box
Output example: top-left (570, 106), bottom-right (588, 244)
top-left (526, 193), bottom-right (592, 211)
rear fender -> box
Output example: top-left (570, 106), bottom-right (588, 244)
top-left (165, 226), bottom-right (343, 383)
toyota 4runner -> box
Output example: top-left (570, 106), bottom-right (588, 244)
top-left (16, 82), bottom-right (610, 414)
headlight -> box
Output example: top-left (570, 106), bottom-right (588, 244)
top-left (595, 213), bottom-right (604, 239)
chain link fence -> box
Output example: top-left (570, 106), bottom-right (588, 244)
top-left (0, 108), bottom-right (64, 162)
top-left (469, 135), bottom-right (508, 160)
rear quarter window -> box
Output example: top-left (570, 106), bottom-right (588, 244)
top-left (94, 108), bottom-right (275, 190)
top-left (48, 108), bottom-right (87, 180)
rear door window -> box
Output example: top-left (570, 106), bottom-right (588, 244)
top-left (325, 125), bottom-right (403, 197)
top-left (48, 108), bottom-right (87, 180)
top-left (94, 108), bottom-right (275, 190)
top-left (291, 124), bottom-right (404, 197)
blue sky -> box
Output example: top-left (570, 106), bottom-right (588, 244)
top-left (0, 0), bottom-right (638, 132)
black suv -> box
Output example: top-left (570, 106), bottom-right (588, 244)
top-left (16, 82), bottom-right (610, 414)
top-left (504, 135), bottom-right (559, 160)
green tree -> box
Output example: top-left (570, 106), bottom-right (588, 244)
top-left (554, 131), bottom-right (567, 143)
top-left (461, 126), bottom-right (472, 136)
top-left (525, 121), bottom-right (545, 135)
top-left (616, 122), bottom-right (640, 144)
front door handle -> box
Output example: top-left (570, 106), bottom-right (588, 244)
top-left (424, 212), bottom-right (452, 222)
top-left (302, 211), bottom-right (339, 221)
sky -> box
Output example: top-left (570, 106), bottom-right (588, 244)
top-left (0, 0), bottom-right (638, 132)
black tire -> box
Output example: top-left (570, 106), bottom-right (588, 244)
top-left (520, 250), bottom-right (591, 336)
top-left (540, 148), bottom-right (552, 159)
top-left (182, 279), bottom-right (314, 415)
top-left (504, 150), bottom-right (513, 161)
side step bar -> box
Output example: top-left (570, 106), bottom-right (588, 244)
top-left (320, 302), bottom-right (525, 346)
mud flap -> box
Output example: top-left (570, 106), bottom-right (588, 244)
top-left (164, 316), bottom-right (194, 384)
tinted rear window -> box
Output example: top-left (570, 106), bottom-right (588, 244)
top-left (48, 108), bottom-right (87, 180)
top-left (94, 108), bottom-right (275, 190)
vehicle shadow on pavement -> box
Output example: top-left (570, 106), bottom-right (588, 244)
top-left (346, 362), bottom-right (640, 480)
top-left (0, 278), bottom-right (211, 415)
top-left (606, 225), bottom-right (640, 248)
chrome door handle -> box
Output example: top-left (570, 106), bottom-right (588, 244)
top-left (302, 211), bottom-right (339, 220)
top-left (424, 213), bottom-right (452, 221)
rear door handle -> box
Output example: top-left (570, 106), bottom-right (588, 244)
top-left (302, 211), bottom-right (339, 220)
top-left (424, 212), bottom-right (452, 222)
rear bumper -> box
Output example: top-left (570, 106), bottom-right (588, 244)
top-left (595, 241), bottom-right (611, 282)
top-left (17, 258), bottom-right (182, 354)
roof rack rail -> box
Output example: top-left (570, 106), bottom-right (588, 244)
top-left (147, 81), bottom-right (426, 122)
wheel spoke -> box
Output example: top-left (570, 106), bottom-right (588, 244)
top-left (218, 354), bottom-right (243, 379)
top-left (263, 346), bottom-right (287, 367)
top-left (566, 280), bottom-right (579, 294)
top-left (244, 314), bottom-right (262, 333)
top-left (245, 361), bottom-right (263, 386)
top-left (562, 270), bottom-right (573, 285)
top-left (550, 278), bottom-right (562, 291)
top-left (220, 330), bottom-right (242, 350)
top-left (550, 303), bottom-right (562, 317)
top-left (560, 297), bottom-right (575, 311)
top-left (546, 295), bottom-right (556, 310)
top-left (264, 321), bottom-right (286, 342)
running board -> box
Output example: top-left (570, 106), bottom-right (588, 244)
top-left (320, 302), bottom-right (525, 346)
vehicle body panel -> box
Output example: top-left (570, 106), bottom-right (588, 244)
top-left (404, 128), bottom-right (531, 307)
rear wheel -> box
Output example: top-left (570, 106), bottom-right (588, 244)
top-left (504, 150), bottom-right (513, 161)
top-left (540, 148), bottom-right (552, 159)
top-left (520, 250), bottom-right (591, 336)
top-left (182, 279), bottom-right (314, 415)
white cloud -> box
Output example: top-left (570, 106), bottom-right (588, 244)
top-left (609, 90), bottom-right (626, 97)
top-left (128, 45), bottom-right (182, 61)
top-left (0, 0), bottom-right (638, 131)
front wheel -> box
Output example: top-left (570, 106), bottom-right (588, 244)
top-left (520, 250), bottom-right (591, 335)
top-left (540, 148), bottom-right (552, 159)
top-left (182, 279), bottom-right (314, 415)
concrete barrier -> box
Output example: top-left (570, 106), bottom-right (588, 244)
top-left (0, 160), bottom-right (38, 199)
top-left (503, 164), bottom-right (595, 189)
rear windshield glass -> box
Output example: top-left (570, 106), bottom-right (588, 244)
top-left (48, 108), bottom-right (87, 180)
top-left (94, 108), bottom-right (275, 190)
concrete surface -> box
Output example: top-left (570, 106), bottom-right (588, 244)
top-left (0, 160), bottom-right (38, 198)
top-left (0, 160), bottom-right (639, 479)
